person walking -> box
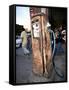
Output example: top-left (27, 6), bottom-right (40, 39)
top-left (55, 25), bottom-right (64, 54)
top-left (21, 26), bottom-right (30, 55)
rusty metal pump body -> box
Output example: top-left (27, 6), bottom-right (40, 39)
top-left (31, 13), bottom-right (53, 77)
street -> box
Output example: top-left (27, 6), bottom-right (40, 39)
top-left (16, 45), bottom-right (66, 84)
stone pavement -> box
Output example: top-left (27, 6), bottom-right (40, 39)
top-left (16, 47), bottom-right (66, 84)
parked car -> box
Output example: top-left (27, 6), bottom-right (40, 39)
top-left (16, 36), bottom-right (22, 48)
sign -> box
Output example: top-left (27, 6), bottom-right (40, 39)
top-left (32, 21), bottom-right (40, 38)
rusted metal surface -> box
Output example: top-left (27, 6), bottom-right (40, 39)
top-left (31, 14), bottom-right (53, 77)
top-left (32, 38), bottom-right (43, 75)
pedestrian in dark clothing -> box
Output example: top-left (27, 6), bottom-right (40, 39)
top-left (55, 25), bottom-right (64, 54)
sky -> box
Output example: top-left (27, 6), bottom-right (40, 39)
top-left (16, 6), bottom-right (31, 31)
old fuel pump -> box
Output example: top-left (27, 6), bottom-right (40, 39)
top-left (31, 13), bottom-right (53, 77)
